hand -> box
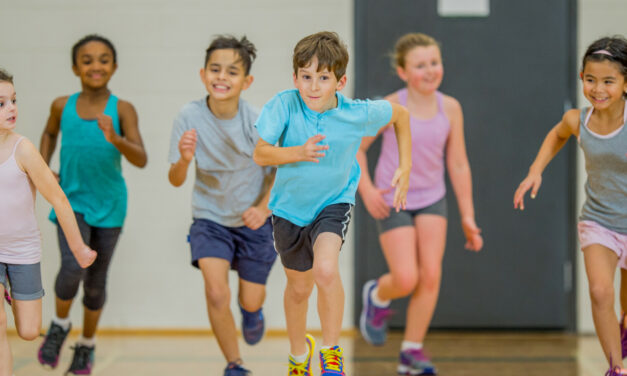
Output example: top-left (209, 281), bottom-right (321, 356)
top-left (179, 129), bottom-right (197, 163)
top-left (73, 244), bottom-right (97, 268)
top-left (461, 217), bottom-right (483, 252)
top-left (513, 173), bottom-right (542, 210)
top-left (242, 206), bottom-right (271, 230)
top-left (390, 167), bottom-right (410, 212)
top-left (96, 114), bottom-right (119, 144)
top-left (301, 134), bottom-right (329, 163)
top-left (361, 185), bottom-right (392, 219)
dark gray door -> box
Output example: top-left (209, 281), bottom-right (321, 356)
top-left (353, 0), bottom-right (578, 329)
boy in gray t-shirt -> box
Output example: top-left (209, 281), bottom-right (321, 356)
top-left (167, 35), bottom-right (276, 376)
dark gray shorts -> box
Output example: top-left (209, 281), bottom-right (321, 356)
top-left (0, 262), bottom-right (44, 301)
top-left (272, 203), bottom-right (353, 272)
top-left (376, 196), bottom-right (448, 234)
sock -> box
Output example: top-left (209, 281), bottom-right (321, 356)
top-left (77, 336), bottom-right (96, 347)
top-left (401, 341), bottom-right (423, 351)
top-left (52, 315), bottom-right (71, 331)
top-left (371, 285), bottom-right (391, 308)
top-left (290, 351), bottom-right (308, 363)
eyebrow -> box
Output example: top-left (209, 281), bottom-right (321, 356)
top-left (209, 63), bottom-right (241, 70)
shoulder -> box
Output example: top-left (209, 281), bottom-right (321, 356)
top-left (116, 98), bottom-right (138, 117)
top-left (50, 95), bottom-right (70, 116)
top-left (561, 108), bottom-right (581, 132)
top-left (239, 98), bottom-right (260, 118)
top-left (14, 136), bottom-right (38, 162)
top-left (441, 93), bottom-right (462, 114)
top-left (384, 92), bottom-right (400, 104)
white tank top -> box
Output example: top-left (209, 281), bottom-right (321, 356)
top-left (0, 137), bottom-right (42, 264)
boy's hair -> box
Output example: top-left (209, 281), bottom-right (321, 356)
top-left (72, 34), bottom-right (117, 66)
top-left (393, 33), bottom-right (440, 69)
top-left (205, 35), bottom-right (257, 75)
top-left (582, 35), bottom-right (627, 99)
top-left (0, 68), bottom-right (13, 84)
top-left (293, 31), bottom-right (349, 80)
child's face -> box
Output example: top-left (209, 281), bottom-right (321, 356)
top-left (582, 60), bottom-right (627, 110)
top-left (397, 45), bottom-right (443, 94)
top-left (72, 41), bottom-right (117, 90)
top-left (200, 49), bottom-right (253, 102)
top-left (293, 56), bottom-right (346, 113)
top-left (0, 82), bottom-right (17, 131)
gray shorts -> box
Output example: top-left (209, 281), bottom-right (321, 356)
top-left (376, 196), bottom-right (448, 234)
top-left (0, 262), bottom-right (45, 301)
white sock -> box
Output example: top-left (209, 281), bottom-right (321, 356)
top-left (77, 336), bottom-right (96, 347)
top-left (371, 285), bottom-right (391, 308)
top-left (401, 341), bottom-right (423, 351)
top-left (52, 315), bottom-right (71, 330)
top-left (290, 351), bottom-right (308, 363)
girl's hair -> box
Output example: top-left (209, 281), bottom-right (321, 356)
top-left (582, 35), bottom-right (627, 99)
top-left (0, 68), bottom-right (13, 84)
top-left (205, 35), bottom-right (257, 75)
top-left (393, 33), bottom-right (440, 69)
top-left (72, 34), bottom-right (117, 66)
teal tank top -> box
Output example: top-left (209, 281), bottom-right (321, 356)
top-left (50, 93), bottom-right (127, 228)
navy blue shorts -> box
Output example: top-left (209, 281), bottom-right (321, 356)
top-left (188, 218), bottom-right (277, 285)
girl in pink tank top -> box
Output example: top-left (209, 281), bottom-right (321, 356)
top-left (356, 33), bottom-right (483, 374)
top-left (0, 70), bottom-right (96, 376)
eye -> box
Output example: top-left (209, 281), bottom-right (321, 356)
top-left (12, 99), bottom-right (16, 104)
top-left (417, 63), bottom-right (425, 69)
top-left (302, 74), bottom-right (311, 80)
top-left (0, 102), bottom-right (4, 108)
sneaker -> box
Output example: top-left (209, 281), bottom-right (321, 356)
top-left (224, 362), bottom-right (251, 376)
top-left (38, 321), bottom-right (71, 369)
top-left (65, 344), bottom-right (95, 375)
top-left (319, 346), bottom-right (345, 375)
top-left (3, 289), bottom-right (10, 305)
top-left (397, 348), bottom-right (436, 375)
top-left (240, 305), bottom-right (265, 345)
top-left (620, 314), bottom-right (627, 359)
top-left (288, 333), bottom-right (315, 375)
top-left (360, 279), bottom-right (394, 346)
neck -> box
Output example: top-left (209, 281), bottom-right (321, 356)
top-left (0, 129), bottom-right (14, 143)
top-left (594, 99), bottom-right (626, 121)
top-left (207, 96), bottom-right (239, 119)
top-left (80, 86), bottom-right (111, 101)
top-left (406, 86), bottom-right (437, 102)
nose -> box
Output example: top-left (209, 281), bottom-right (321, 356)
top-left (311, 78), bottom-right (319, 91)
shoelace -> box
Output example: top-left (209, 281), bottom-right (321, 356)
top-left (288, 358), bottom-right (310, 375)
top-left (68, 345), bottom-right (92, 371)
top-left (40, 325), bottom-right (66, 359)
top-left (320, 348), bottom-right (343, 372)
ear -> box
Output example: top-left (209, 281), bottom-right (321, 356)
top-left (199, 68), bottom-right (207, 85)
top-left (293, 72), bottom-right (298, 87)
top-left (336, 75), bottom-right (347, 91)
top-left (396, 66), bottom-right (408, 82)
top-left (112, 63), bottom-right (118, 75)
top-left (242, 75), bottom-right (254, 91)
top-left (72, 65), bottom-right (80, 77)
top-left (579, 71), bottom-right (584, 80)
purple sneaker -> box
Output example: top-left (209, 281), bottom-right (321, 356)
top-left (606, 365), bottom-right (627, 376)
top-left (224, 361), bottom-right (251, 376)
top-left (620, 314), bottom-right (627, 359)
top-left (38, 321), bottom-right (71, 369)
top-left (3, 290), bottom-right (10, 305)
top-left (398, 348), bottom-right (436, 375)
top-left (66, 344), bottom-right (95, 375)
top-left (240, 305), bottom-right (265, 345)
top-left (359, 279), bottom-right (394, 346)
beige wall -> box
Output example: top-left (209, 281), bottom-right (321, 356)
top-left (576, 0), bottom-right (627, 333)
top-left (1, 0), bottom-right (354, 330)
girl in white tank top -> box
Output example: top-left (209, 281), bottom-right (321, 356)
top-left (0, 70), bottom-right (96, 376)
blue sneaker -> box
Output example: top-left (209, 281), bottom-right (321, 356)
top-left (397, 348), bottom-right (436, 375)
top-left (240, 305), bottom-right (265, 345)
top-left (224, 362), bottom-right (251, 376)
top-left (359, 280), bottom-right (393, 346)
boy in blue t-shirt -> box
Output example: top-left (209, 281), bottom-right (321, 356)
top-left (254, 31), bottom-right (412, 376)
top-left (168, 35), bottom-right (276, 376)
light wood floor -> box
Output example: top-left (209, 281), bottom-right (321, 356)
top-left (8, 331), bottom-right (609, 375)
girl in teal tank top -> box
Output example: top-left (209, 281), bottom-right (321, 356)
top-left (37, 34), bottom-right (147, 375)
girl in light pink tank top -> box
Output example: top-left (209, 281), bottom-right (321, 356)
top-left (0, 70), bottom-right (96, 376)
top-left (356, 33), bottom-right (483, 374)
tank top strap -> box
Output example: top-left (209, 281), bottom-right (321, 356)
top-left (11, 136), bottom-right (24, 156)
top-left (104, 93), bottom-right (119, 114)
top-left (397, 88), bottom-right (408, 106)
top-left (435, 91), bottom-right (445, 114)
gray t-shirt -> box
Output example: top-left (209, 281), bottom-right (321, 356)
top-left (169, 97), bottom-right (268, 227)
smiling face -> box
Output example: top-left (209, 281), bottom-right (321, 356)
top-left (72, 41), bottom-right (117, 90)
top-left (293, 56), bottom-right (347, 113)
top-left (397, 45), bottom-right (443, 94)
top-left (582, 60), bottom-right (627, 110)
top-left (0, 82), bottom-right (17, 132)
top-left (200, 48), bottom-right (253, 102)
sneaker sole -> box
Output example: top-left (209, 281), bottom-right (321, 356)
top-left (359, 280), bottom-right (383, 346)
top-left (397, 364), bottom-right (436, 375)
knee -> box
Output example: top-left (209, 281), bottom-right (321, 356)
top-left (83, 285), bottom-right (106, 310)
top-left (313, 263), bottom-right (339, 289)
top-left (17, 322), bottom-right (40, 341)
top-left (286, 281), bottom-right (313, 303)
top-left (391, 272), bottom-right (418, 296)
top-left (205, 284), bottom-right (230, 309)
top-left (240, 299), bottom-right (263, 313)
top-left (417, 267), bottom-right (442, 293)
top-left (589, 283), bottom-right (614, 307)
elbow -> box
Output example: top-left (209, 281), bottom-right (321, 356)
top-left (134, 153), bottom-right (148, 168)
top-left (253, 149), bottom-right (268, 166)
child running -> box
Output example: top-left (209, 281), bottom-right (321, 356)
top-left (357, 32), bottom-right (483, 375)
top-left (168, 35), bottom-right (277, 376)
top-left (37, 34), bottom-right (147, 375)
top-left (253, 31), bottom-right (412, 376)
top-left (514, 36), bottom-right (627, 376)
top-left (0, 69), bottom-right (96, 376)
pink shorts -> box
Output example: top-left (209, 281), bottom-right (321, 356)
top-left (578, 220), bottom-right (627, 269)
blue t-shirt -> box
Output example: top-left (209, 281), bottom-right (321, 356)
top-left (255, 89), bottom-right (392, 226)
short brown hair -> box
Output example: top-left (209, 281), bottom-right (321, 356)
top-left (0, 68), bottom-right (13, 84)
top-left (293, 31), bottom-right (349, 80)
top-left (393, 33), bottom-right (440, 68)
top-left (205, 35), bottom-right (257, 75)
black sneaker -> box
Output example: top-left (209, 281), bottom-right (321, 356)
top-left (66, 344), bottom-right (95, 375)
top-left (38, 321), bottom-right (71, 369)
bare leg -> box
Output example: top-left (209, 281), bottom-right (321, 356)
top-left (284, 268), bottom-right (314, 355)
top-left (238, 279), bottom-right (266, 313)
top-left (0, 285), bottom-right (12, 376)
top-left (82, 308), bottom-right (102, 339)
top-left (313, 232), bottom-right (344, 347)
top-left (55, 296), bottom-right (73, 319)
top-left (376, 226), bottom-right (418, 301)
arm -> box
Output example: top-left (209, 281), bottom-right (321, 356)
top-left (356, 129), bottom-right (392, 219)
top-left (40, 97), bottom-right (67, 167)
top-left (16, 139), bottom-right (96, 268)
top-left (242, 169), bottom-right (276, 230)
top-left (388, 102), bottom-right (412, 211)
top-left (513, 109), bottom-right (579, 210)
top-left (444, 97), bottom-right (483, 252)
top-left (97, 100), bottom-right (147, 168)
top-left (253, 135), bottom-right (329, 166)
top-left (168, 129), bottom-right (197, 187)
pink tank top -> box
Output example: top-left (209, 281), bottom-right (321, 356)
top-left (374, 89), bottom-right (451, 210)
top-left (0, 137), bottom-right (42, 264)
